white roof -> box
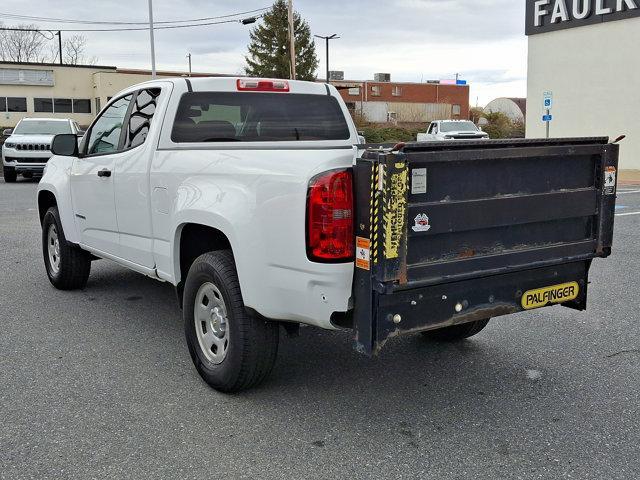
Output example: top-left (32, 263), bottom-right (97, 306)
top-left (118, 76), bottom-right (332, 97)
top-left (19, 118), bottom-right (72, 123)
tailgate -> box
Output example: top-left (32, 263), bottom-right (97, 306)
top-left (352, 138), bottom-right (619, 355)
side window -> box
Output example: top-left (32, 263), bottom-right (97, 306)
top-left (427, 123), bottom-right (434, 134)
top-left (86, 95), bottom-right (132, 155)
top-left (125, 88), bottom-right (161, 149)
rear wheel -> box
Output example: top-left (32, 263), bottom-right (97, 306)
top-left (183, 251), bottom-right (279, 393)
top-left (422, 319), bottom-right (490, 342)
top-left (42, 206), bottom-right (91, 290)
top-left (3, 166), bottom-right (17, 183)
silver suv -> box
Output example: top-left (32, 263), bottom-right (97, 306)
top-left (2, 118), bottom-right (82, 182)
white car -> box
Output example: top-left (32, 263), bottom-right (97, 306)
top-left (2, 118), bottom-right (82, 182)
top-left (417, 120), bottom-right (489, 142)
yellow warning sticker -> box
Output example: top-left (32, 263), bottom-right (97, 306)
top-left (383, 165), bottom-right (408, 260)
top-left (521, 282), bottom-right (580, 310)
top-left (356, 237), bottom-right (371, 270)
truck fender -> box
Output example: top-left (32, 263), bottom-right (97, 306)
top-left (170, 211), bottom-right (239, 284)
top-left (37, 158), bottom-right (80, 244)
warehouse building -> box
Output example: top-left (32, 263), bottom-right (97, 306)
top-left (0, 61), bottom-right (228, 128)
top-left (331, 74), bottom-right (470, 124)
top-left (0, 62), bottom-right (470, 130)
top-left (525, 0), bottom-right (640, 170)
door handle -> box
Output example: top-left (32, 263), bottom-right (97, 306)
top-left (97, 169), bottom-right (111, 178)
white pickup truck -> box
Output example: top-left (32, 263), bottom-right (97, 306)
top-left (38, 77), bottom-right (619, 393)
top-left (38, 78), bottom-right (359, 392)
top-left (416, 120), bottom-right (489, 142)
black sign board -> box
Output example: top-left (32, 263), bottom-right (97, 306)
top-left (526, 0), bottom-right (640, 35)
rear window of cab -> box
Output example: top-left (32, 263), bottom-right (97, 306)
top-left (171, 92), bottom-right (351, 143)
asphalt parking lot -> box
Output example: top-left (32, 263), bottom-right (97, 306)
top-left (1, 178), bottom-right (639, 480)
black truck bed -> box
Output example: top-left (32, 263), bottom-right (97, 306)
top-left (352, 138), bottom-right (618, 355)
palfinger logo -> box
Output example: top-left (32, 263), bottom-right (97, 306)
top-left (521, 282), bottom-right (580, 310)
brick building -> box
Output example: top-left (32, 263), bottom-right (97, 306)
top-left (331, 77), bottom-right (470, 124)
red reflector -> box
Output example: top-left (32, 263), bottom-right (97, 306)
top-left (306, 169), bottom-right (354, 262)
top-left (237, 79), bottom-right (290, 92)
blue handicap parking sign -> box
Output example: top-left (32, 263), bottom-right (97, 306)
top-left (543, 114), bottom-right (553, 122)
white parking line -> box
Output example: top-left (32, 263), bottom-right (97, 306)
top-left (616, 211), bottom-right (640, 217)
top-left (617, 189), bottom-right (640, 195)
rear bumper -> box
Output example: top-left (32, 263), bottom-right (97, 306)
top-left (355, 261), bottom-right (590, 355)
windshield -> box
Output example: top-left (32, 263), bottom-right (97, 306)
top-left (172, 92), bottom-right (351, 143)
top-left (439, 121), bottom-right (479, 133)
top-left (14, 120), bottom-right (72, 135)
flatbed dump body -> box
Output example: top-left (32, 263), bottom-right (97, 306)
top-left (352, 138), bottom-right (618, 355)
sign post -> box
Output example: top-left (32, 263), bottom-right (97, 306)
top-left (543, 91), bottom-right (553, 139)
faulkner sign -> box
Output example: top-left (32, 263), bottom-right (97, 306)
top-left (526, 0), bottom-right (640, 35)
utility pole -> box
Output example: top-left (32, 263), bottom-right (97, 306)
top-left (287, 0), bottom-right (296, 80)
top-left (314, 34), bottom-right (340, 82)
top-left (148, 0), bottom-right (157, 79)
top-left (55, 31), bottom-right (62, 65)
top-left (187, 53), bottom-right (192, 76)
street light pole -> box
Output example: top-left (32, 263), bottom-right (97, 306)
top-left (288, 0), bottom-right (296, 80)
top-left (148, 0), bottom-right (157, 79)
top-left (314, 34), bottom-right (340, 82)
top-left (55, 31), bottom-right (62, 65)
top-left (187, 53), bottom-right (192, 76)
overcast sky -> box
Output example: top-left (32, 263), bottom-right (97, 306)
top-left (1, 0), bottom-right (528, 106)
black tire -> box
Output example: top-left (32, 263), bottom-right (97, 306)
top-left (3, 166), bottom-right (17, 183)
top-left (42, 206), bottom-right (91, 290)
top-left (183, 251), bottom-right (279, 393)
top-left (422, 319), bottom-right (490, 342)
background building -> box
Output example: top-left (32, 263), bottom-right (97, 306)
top-left (0, 61), bottom-right (229, 127)
top-left (0, 62), bottom-right (470, 130)
top-left (332, 75), bottom-right (470, 124)
top-left (484, 97), bottom-right (526, 123)
top-left (525, 0), bottom-right (640, 171)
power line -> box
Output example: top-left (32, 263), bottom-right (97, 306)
top-left (0, 16), bottom-right (264, 33)
top-left (0, 7), bottom-right (269, 26)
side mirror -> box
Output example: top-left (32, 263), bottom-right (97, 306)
top-left (51, 134), bottom-right (79, 157)
top-left (3, 128), bottom-right (13, 136)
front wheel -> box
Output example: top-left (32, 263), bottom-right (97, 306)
top-left (183, 251), bottom-right (279, 393)
top-left (422, 319), bottom-right (490, 342)
top-left (3, 166), bottom-right (17, 183)
top-left (42, 206), bottom-right (91, 290)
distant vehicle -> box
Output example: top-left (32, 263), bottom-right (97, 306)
top-left (417, 120), bottom-right (489, 142)
top-left (2, 118), bottom-right (82, 183)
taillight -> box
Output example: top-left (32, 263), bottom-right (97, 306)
top-left (237, 79), bottom-right (290, 92)
top-left (306, 169), bottom-right (354, 262)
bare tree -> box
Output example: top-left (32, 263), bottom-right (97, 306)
top-left (0, 24), bottom-right (49, 62)
top-left (62, 34), bottom-right (97, 65)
